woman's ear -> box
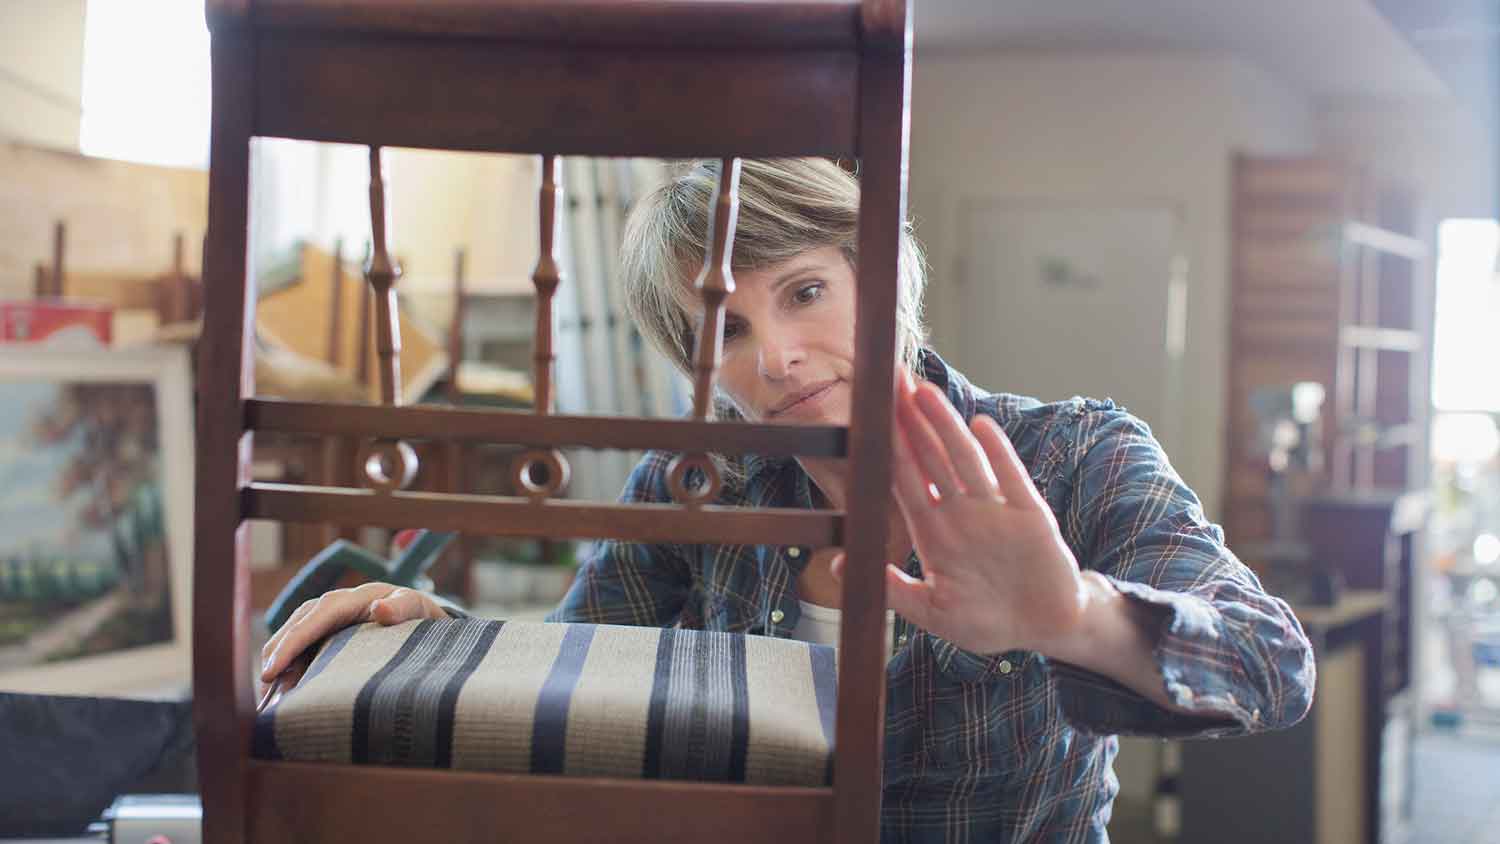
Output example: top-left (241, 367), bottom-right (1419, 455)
top-left (711, 389), bottom-right (748, 422)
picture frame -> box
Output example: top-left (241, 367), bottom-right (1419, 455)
top-left (0, 345), bottom-right (194, 698)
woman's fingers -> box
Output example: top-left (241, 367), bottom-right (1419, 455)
top-left (972, 415), bottom-right (1046, 510)
top-left (830, 554), bottom-right (933, 633)
top-left (882, 563), bottom-right (933, 630)
top-left (896, 385), bottom-right (963, 501)
top-left (261, 583), bottom-right (390, 682)
top-left (369, 587), bottom-right (442, 626)
top-left (912, 383), bottom-right (999, 497)
top-left (891, 411), bottom-right (940, 511)
top-left (260, 598), bottom-right (318, 666)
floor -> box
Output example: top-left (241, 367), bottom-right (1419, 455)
top-left (1107, 730), bottom-right (1500, 844)
top-left (1407, 730), bottom-right (1500, 844)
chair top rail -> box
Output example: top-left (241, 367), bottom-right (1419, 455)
top-left (250, 31), bottom-right (862, 157)
top-left (209, 0), bottom-right (863, 51)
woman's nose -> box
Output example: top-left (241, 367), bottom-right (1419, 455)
top-left (757, 330), bottom-right (805, 380)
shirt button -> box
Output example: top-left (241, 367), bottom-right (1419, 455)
top-left (998, 659), bottom-right (1014, 675)
top-left (786, 547), bottom-right (802, 559)
top-left (770, 609), bottom-right (785, 624)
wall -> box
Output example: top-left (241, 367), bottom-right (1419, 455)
top-left (1318, 101), bottom-right (1497, 224)
top-left (0, 0), bottom-right (86, 151)
top-left (909, 51), bottom-right (1319, 527)
top-left (0, 141), bottom-right (206, 301)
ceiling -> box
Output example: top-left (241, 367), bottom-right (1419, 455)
top-left (1373, 0), bottom-right (1498, 133)
top-left (912, 0), bottom-right (1454, 103)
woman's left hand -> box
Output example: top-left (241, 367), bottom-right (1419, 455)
top-left (832, 370), bottom-right (1089, 657)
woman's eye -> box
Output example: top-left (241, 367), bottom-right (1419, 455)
top-left (722, 320), bottom-right (743, 341)
top-left (792, 283), bottom-right (824, 305)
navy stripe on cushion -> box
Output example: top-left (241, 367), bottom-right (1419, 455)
top-left (434, 620), bottom-right (503, 768)
top-left (353, 619), bottom-right (437, 764)
top-left (727, 631), bottom-right (750, 782)
top-left (530, 623), bottom-right (597, 774)
top-left (252, 621), bottom-right (362, 761)
top-left (642, 626), bottom-right (677, 779)
top-left (809, 643), bottom-right (838, 786)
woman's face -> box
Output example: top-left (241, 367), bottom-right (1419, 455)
top-left (704, 245), bottom-right (856, 425)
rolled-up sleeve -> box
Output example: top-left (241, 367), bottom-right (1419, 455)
top-left (547, 451), bottom-right (693, 627)
top-left (1048, 409), bottom-right (1316, 739)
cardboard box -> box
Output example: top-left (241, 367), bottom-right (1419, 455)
top-left (0, 300), bottom-right (113, 346)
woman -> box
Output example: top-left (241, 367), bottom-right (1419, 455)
top-left (262, 158), bottom-right (1314, 842)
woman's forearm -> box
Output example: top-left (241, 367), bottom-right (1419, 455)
top-left (1039, 571), bottom-right (1210, 717)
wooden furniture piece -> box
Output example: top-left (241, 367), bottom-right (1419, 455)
top-left (32, 220), bottom-right (205, 328)
top-left (33, 221), bottom-right (66, 299)
top-left (1301, 490), bottom-right (1426, 844)
top-left (195, 2), bottom-right (911, 843)
top-left (1182, 592), bottom-right (1390, 844)
top-left (1224, 155), bottom-right (1433, 553)
top-left (1222, 155), bottom-right (1435, 844)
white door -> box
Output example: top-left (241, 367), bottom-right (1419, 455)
top-left (951, 201), bottom-right (1186, 452)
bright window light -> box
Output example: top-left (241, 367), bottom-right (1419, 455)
top-left (1431, 219), bottom-right (1500, 412)
top-left (79, 0), bottom-right (211, 169)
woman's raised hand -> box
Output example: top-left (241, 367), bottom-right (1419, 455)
top-left (833, 368), bottom-right (1088, 657)
top-left (259, 582), bottom-right (448, 698)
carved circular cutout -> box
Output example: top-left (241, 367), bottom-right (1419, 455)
top-left (667, 453), bottom-right (722, 507)
top-left (357, 439), bottom-right (420, 492)
top-left (513, 448), bottom-right (570, 499)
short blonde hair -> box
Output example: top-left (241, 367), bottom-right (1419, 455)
top-left (619, 157), bottom-right (929, 424)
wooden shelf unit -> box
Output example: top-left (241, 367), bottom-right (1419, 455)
top-left (1224, 154), bottom-right (1437, 844)
top-left (1225, 154), bottom-right (1434, 552)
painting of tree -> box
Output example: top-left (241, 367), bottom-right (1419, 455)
top-left (0, 378), bottom-right (173, 672)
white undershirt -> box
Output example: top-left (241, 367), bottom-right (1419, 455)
top-left (792, 599), bottom-right (897, 655)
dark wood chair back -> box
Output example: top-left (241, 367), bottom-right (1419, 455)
top-left (195, 2), bottom-right (912, 841)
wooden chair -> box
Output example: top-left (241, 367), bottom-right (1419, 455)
top-left (194, 2), bottom-right (912, 842)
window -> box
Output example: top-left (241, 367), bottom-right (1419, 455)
top-left (79, 0), bottom-right (210, 168)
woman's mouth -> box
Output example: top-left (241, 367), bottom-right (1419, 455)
top-left (770, 380), bottom-right (839, 417)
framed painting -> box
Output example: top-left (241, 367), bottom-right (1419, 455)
top-left (0, 345), bottom-right (193, 698)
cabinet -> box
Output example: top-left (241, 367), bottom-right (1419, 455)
top-left (1225, 155), bottom-right (1433, 550)
top-left (1223, 155), bottom-right (1435, 844)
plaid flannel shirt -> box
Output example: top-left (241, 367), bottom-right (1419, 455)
top-left (549, 348), bottom-right (1315, 843)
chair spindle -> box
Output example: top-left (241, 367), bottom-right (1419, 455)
top-left (668, 157), bottom-right (741, 506)
top-left (356, 145), bottom-right (419, 492)
top-left (514, 154), bottom-right (570, 499)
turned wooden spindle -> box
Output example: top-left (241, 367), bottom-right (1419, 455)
top-left (515, 154), bottom-right (570, 498)
top-left (447, 247), bottom-right (467, 404)
top-left (34, 221), bottom-right (66, 299)
top-left (669, 158), bottom-right (741, 505)
top-left (690, 158), bottom-right (741, 420)
top-left (357, 146), bottom-right (418, 492)
top-left (51, 220), bottom-right (66, 298)
top-left (366, 146), bottom-right (404, 407)
top-left (326, 238), bottom-right (345, 367)
top-left (532, 154), bottom-right (561, 414)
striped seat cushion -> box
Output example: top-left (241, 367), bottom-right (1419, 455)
top-left (254, 619), bottom-right (838, 786)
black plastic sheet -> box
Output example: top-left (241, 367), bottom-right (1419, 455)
top-left (0, 692), bottom-right (195, 837)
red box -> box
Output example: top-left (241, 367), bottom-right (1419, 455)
top-left (0, 300), bottom-right (113, 346)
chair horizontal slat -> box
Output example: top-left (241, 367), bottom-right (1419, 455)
top-left (218, 0), bottom-right (862, 51)
top-left (244, 483), bottom-right (844, 546)
top-left (255, 33), bottom-right (859, 157)
top-left (247, 760), bottom-right (834, 844)
top-left (246, 398), bottom-right (847, 458)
